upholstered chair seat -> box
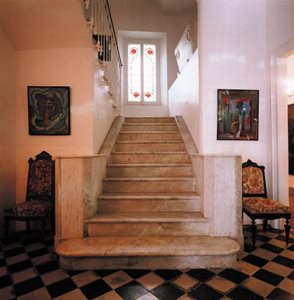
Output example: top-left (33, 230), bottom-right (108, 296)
top-left (4, 200), bottom-right (52, 217)
top-left (243, 197), bottom-right (291, 215)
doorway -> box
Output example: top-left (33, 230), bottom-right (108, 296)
top-left (271, 40), bottom-right (294, 228)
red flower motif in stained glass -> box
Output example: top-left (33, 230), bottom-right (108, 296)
top-left (130, 48), bottom-right (137, 55)
top-left (145, 92), bottom-right (152, 98)
top-left (133, 91), bottom-right (140, 98)
top-left (146, 48), bottom-right (154, 56)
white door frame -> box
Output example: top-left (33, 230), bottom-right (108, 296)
top-left (270, 38), bottom-right (294, 206)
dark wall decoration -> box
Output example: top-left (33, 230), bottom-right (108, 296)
top-left (289, 103), bottom-right (294, 174)
top-left (217, 89), bottom-right (259, 140)
top-left (28, 86), bottom-right (70, 135)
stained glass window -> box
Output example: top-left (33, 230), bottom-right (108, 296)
top-left (127, 43), bottom-right (157, 103)
top-left (128, 44), bottom-right (141, 102)
top-left (143, 44), bottom-right (156, 102)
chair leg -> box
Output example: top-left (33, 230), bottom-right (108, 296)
top-left (251, 219), bottom-right (257, 246)
top-left (262, 219), bottom-right (268, 232)
top-left (3, 217), bottom-right (10, 244)
top-left (50, 211), bottom-right (55, 235)
top-left (284, 218), bottom-right (290, 245)
top-left (40, 219), bottom-right (46, 242)
top-left (26, 221), bottom-right (31, 232)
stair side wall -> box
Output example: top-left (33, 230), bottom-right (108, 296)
top-left (55, 155), bottom-right (107, 247)
top-left (192, 154), bottom-right (244, 248)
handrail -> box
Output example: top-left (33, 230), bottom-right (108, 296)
top-left (105, 0), bottom-right (122, 67)
top-left (81, 0), bottom-right (122, 111)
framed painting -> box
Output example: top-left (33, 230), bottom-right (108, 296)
top-left (217, 89), bottom-right (259, 140)
top-left (28, 86), bottom-right (70, 135)
top-left (289, 103), bottom-right (294, 174)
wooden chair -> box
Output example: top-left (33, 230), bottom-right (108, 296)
top-left (3, 151), bottom-right (55, 242)
top-left (242, 159), bottom-right (291, 246)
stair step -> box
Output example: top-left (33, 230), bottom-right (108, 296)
top-left (125, 117), bottom-right (176, 123)
top-left (102, 177), bottom-right (196, 193)
top-left (115, 141), bottom-right (186, 152)
top-left (98, 192), bottom-right (200, 199)
top-left (86, 212), bottom-right (204, 222)
top-left (57, 236), bottom-right (240, 269)
top-left (98, 195), bottom-right (201, 212)
top-left (110, 152), bottom-right (191, 164)
top-left (118, 131), bottom-right (182, 142)
top-left (106, 164), bottom-right (193, 177)
top-left (86, 212), bottom-right (209, 237)
top-left (122, 123), bottom-right (178, 131)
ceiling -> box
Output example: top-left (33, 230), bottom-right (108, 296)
top-left (156, 0), bottom-right (197, 16)
top-left (0, 0), bottom-right (197, 51)
top-left (0, 0), bottom-right (91, 50)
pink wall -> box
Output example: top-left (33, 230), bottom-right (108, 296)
top-left (0, 27), bottom-right (17, 235)
top-left (16, 48), bottom-right (95, 202)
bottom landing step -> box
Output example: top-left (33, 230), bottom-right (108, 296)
top-left (56, 236), bottom-right (240, 270)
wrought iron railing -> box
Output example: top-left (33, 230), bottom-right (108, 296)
top-left (81, 0), bottom-right (122, 110)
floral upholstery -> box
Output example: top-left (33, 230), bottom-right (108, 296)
top-left (4, 200), bottom-right (52, 217)
top-left (243, 197), bottom-right (291, 215)
top-left (27, 159), bottom-right (54, 198)
top-left (242, 166), bottom-right (265, 195)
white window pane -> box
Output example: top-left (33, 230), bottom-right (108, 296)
top-left (128, 44), bottom-right (141, 102)
top-left (143, 44), bottom-right (156, 102)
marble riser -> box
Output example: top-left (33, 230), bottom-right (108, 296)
top-left (125, 117), bottom-right (176, 123)
top-left (115, 141), bottom-right (186, 152)
top-left (59, 254), bottom-right (238, 270)
top-left (106, 165), bottom-right (193, 177)
top-left (102, 179), bottom-right (196, 193)
top-left (98, 198), bottom-right (201, 212)
top-left (122, 124), bottom-right (178, 131)
top-left (110, 153), bottom-right (191, 164)
top-left (86, 221), bottom-right (210, 237)
top-left (118, 132), bottom-right (182, 142)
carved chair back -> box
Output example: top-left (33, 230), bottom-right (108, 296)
top-left (26, 151), bottom-right (55, 203)
top-left (242, 159), bottom-right (267, 198)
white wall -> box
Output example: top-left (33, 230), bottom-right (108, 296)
top-left (198, 0), bottom-right (267, 161)
top-left (0, 27), bottom-right (16, 237)
top-left (109, 0), bottom-right (195, 117)
top-left (109, 0), bottom-right (193, 88)
top-left (93, 59), bottom-right (118, 153)
top-left (169, 50), bottom-right (200, 152)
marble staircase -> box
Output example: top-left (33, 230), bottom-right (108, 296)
top-left (56, 117), bottom-right (240, 269)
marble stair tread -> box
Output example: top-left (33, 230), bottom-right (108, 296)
top-left (107, 163), bottom-right (192, 167)
top-left (125, 117), bottom-right (176, 123)
top-left (111, 151), bottom-right (188, 154)
top-left (85, 211), bottom-right (206, 223)
top-left (103, 177), bottom-right (195, 181)
top-left (97, 192), bottom-right (200, 199)
top-left (120, 130), bottom-right (179, 133)
top-left (123, 122), bottom-right (178, 126)
top-left (116, 141), bottom-right (184, 144)
top-left (56, 236), bottom-right (240, 257)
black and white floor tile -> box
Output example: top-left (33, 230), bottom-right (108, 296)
top-left (0, 226), bottom-right (293, 299)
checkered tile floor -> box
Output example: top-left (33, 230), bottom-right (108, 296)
top-left (0, 226), bottom-right (293, 299)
